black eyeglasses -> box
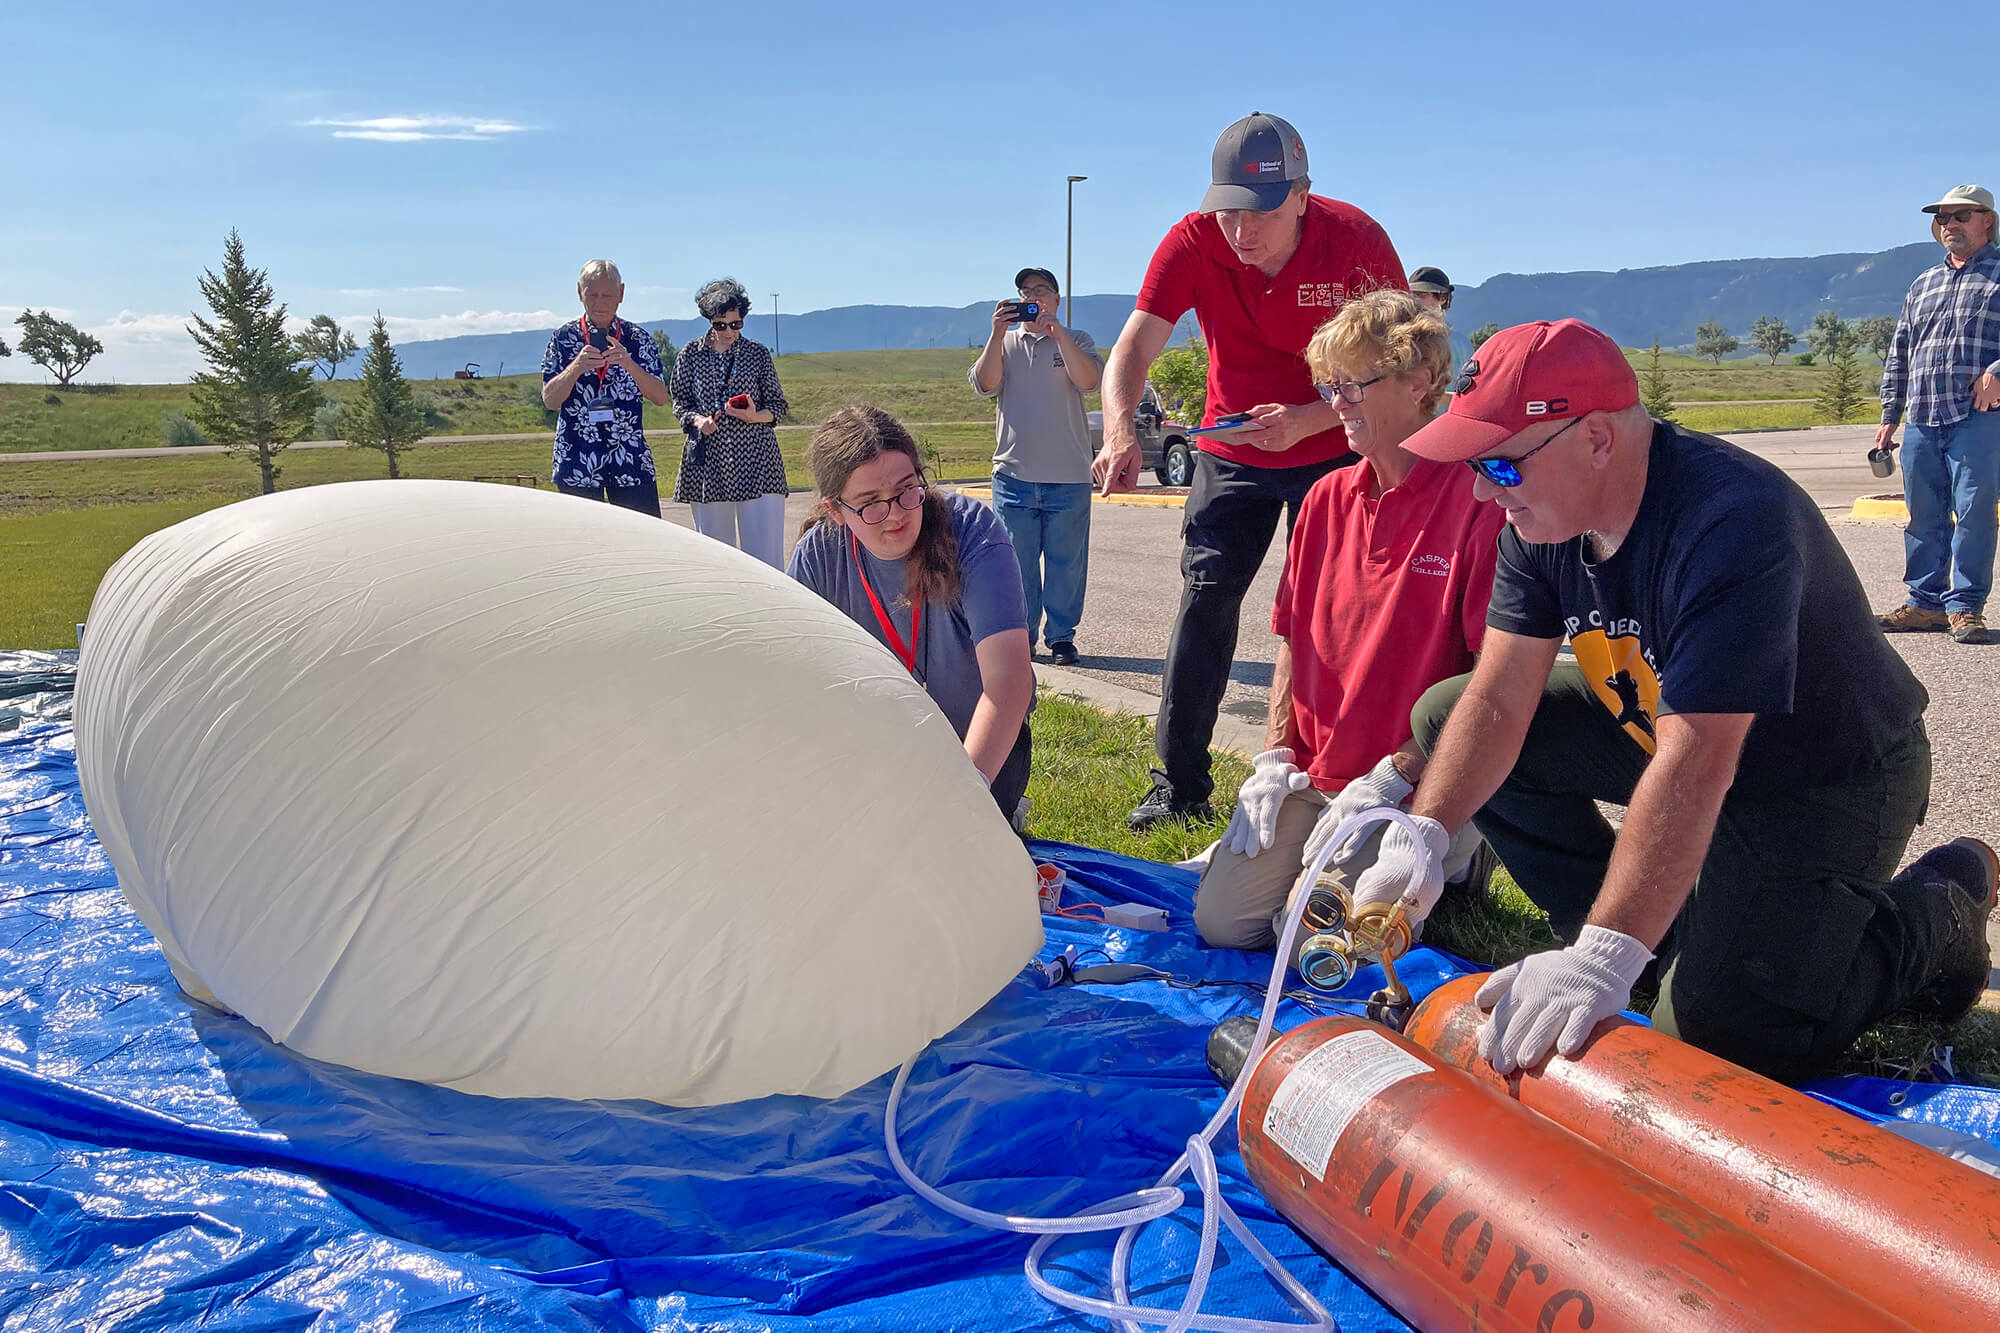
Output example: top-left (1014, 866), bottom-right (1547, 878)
top-left (1465, 414), bottom-right (1583, 488)
top-left (1315, 374), bottom-right (1386, 405)
top-left (1936, 208), bottom-right (1988, 226)
top-left (840, 480), bottom-right (928, 525)
top-left (710, 319), bottom-right (745, 331)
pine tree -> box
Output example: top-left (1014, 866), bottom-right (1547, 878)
top-left (1639, 341), bottom-right (1677, 421)
top-left (341, 313), bottom-right (427, 479)
top-left (1817, 331), bottom-right (1864, 424)
top-left (1470, 322), bottom-right (1500, 349)
top-left (188, 230), bottom-right (320, 494)
top-left (651, 327), bottom-right (678, 385)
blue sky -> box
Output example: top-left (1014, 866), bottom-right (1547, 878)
top-left (0, 0), bottom-right (1975, 382)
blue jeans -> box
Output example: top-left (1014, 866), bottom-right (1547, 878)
top-left (1901, 409), bottom-right (2000, 614)
top-left (989, 474), bottom-right (1092, 645)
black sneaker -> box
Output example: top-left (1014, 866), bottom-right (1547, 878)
top-left (1047, 640), bottom-right (1079, 666)
top-left (1906, 837), bottom-right (1998, 1020)
top-left (1126, 779), bottom-right (1213, 831)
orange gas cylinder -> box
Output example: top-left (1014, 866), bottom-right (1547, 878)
top-left (1235, 1015), bottom-right (1913, 1333)
top-left (1404, 973), bottom-right (2000, 1333)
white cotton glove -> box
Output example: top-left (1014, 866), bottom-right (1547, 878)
top-left (1475, 926), bottom-right (1654, 1074)
top-left (1221, 749), bottom-right (1312, 858)
top-left (1346, 813), bottom-right (1451, 929)
top-left (1301, 755), bottom-right (1415, 867)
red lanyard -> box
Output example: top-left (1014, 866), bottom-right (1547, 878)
top-left (851, 532), bottom-right (922, 676)
top-left (578, 316), bottom-right (621, 382)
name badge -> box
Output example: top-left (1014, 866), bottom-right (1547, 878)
top-left (588, 407), bottom-right (616, 424)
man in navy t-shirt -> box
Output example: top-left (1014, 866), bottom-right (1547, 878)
top-left (1338, 319), bottom-right (1995, 1085)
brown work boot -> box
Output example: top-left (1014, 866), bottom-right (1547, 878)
top-left (1949, 611), bottom-right (1994, 644)
top-left (1878, 604), bottom-right (1948, 633)
top-left (1904, 837), bottom-right (1998, 1021)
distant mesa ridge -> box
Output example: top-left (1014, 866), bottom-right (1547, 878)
top-left (381, 241), bottom-right (1938, 380)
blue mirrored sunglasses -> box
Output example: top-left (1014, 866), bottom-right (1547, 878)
top-left (1465, 414), bottom-right (1583, 487)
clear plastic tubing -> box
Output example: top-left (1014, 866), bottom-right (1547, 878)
top-left (884, 806), bottom-right (1434, 1333)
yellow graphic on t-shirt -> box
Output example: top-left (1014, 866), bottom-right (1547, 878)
top-left (1571, 629), bottom-right (1659, 754)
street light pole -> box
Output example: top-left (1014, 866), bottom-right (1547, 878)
top-left (1066, 175), bottom-right (1087, 326)
top-left (772, 292), bottom-right (780, 359)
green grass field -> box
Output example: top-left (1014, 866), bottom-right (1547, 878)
top-left (4, 344), bottom-right (1892, 455)
top-left (0, 423), bottom-right (997, 646)
top-left (0, 350), bottom-right (1001, 454)
top-left (1623, 347), bottom-right (1886, 402)
top-left (1675, 400), bottom-right (1881, 432)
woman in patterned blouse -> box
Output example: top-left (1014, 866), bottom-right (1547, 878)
top-left (669, 278), bottom-right (791, 568)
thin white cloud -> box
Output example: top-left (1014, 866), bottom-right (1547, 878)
top-left (347, 310), bottom-right (561, 343)
top-left (0, 308), bottom-right (561, 384)
top-left (307, 115), bottom-right (528, 143)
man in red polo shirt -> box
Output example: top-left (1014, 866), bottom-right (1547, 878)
top-left (1093, 112), bottom-right (1405, 828)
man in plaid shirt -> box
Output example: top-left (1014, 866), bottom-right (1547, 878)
top-left (1878, 184), bottom-right (2000, 644)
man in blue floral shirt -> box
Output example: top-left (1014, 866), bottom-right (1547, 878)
top-left (541, 259), bottom-right (669, 516)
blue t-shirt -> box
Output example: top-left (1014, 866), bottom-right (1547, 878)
top-left (786, 490), bottom-right (1030, 740)
top-left (540, 320), bottom-right (666, 490)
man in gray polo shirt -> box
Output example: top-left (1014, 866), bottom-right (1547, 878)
top-left (970, 266), bottom-right (1103, 666)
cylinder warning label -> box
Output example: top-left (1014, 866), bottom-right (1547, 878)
top-left (1264, 1030), bottom-right (1432, 1181)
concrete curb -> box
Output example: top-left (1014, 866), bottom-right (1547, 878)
top-left (957, 484), bottom-right (1189, 511)
top-left (1034, 663), bottom-right (1266, 759)
top-left (1851, 495), bottom-right (1908, 521)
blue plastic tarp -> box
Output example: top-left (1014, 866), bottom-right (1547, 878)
top-left (1, 654), bottom-right (1996, 1331)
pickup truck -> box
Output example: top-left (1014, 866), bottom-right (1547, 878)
top-left (1086, 395), bottom-right (1195, 488)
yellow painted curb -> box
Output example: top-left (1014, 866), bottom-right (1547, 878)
top-left (1850, 495), bottom-right (2000, 521)
top-left (956, 485), bottom-right (1188, 510)
top-left (1851, 495), bottom-right (1908, 521)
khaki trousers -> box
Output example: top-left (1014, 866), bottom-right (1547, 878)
top-left (1194, 788), bottom-right (1483, 964)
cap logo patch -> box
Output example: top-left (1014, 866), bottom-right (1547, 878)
top-left (1524, 398), bottom-right (1570, 416)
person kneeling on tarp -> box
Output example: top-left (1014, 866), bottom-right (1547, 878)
top-left (1345, 318), bottom-right (1995, 1086)
top-left (790, 406), bottom-right (1037, 824)
top-left (1193, 290), bottom-right (1503, 960)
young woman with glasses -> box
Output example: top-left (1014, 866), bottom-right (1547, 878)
top-left (669, 277), bottom-right (791, 567)
top-left (787, 406), bottom-right (1036, 823)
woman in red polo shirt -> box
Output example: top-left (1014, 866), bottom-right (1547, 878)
top-left (1193, 289), bottom-right (1501, 958)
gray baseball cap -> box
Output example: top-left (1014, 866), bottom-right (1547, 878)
top-left (1923, 184), bottom-right (1994, 214)
top-left (1199, 112), bottom-right (1309, 214)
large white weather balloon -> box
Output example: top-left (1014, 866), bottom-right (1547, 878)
top-left (74, 480), bottom-right (1042, 1105)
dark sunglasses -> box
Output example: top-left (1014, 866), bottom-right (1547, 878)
top-left (1936, 208), bottom-right (1989, 226)
top-left (840, 479), bottom-right (928, 525)
top-left (1314, 373), bottom-right (1385, 405)
top-left (710, 318), bottom-right (745, 331)
top-left (1465, 414), bottom-right (1583, 488)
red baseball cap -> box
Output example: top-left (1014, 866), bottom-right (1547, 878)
top-left (1404, 319), bottom-right (1640, 463)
